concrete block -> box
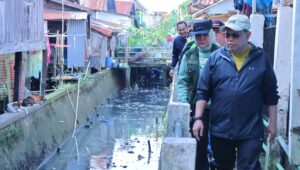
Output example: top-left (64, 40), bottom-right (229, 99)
top-left (167, 102), bottom-right (190, 137)
top-left (160, 137), bottom-right (196, 170)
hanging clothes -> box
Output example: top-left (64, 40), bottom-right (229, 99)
top-left (242, 3), bottom-right (252, 17)
top-left (234, 0), bottom-right (244, 11)
top-left (46, 32), bottom-right (51, 64)
top-left (257, 0), bottom-right (274, 26)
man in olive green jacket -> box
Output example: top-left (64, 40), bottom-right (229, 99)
top-left (176, 19), bottom-right (219, 170)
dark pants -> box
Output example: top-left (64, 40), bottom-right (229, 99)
top-left (190, 108), bottom-right (209, 170)
top-left (211, 135), bottom-right (262, 170)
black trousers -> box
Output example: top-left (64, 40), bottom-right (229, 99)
top-left (190, 108), bottom-right (209, 170)
top-left (210, 135), bottom-right (262, 170)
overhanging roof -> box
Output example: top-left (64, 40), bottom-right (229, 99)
top-left (91, 19), bottom-right (123, 36)
top-left (192, 0), bottom-right (234, 18)
top-left (44, 10), bottom-right (88, 20)
top-left (48, 0), bottom-right (91, 12)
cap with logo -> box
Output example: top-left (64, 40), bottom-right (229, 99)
top-left (212, 20), bottom-right (224, 28)
top-left (224, 14), bottom-right (251, 31)
top-left (190, 19), bottom-right (212, 36)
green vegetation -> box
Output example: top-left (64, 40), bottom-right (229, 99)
top-left (128, 0), bottom-right (191, 47)
top-left (178, 0), bottom-right (192, 20)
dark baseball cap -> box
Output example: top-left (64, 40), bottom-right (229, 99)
top-left (190, 19), bottom-right (212, 36)
top-left (212, 20), bottom-right (224, 28)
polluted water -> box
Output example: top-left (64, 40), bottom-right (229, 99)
top-left (38, 86), bottom-right (170, 170)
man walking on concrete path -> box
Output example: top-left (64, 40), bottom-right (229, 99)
top-left (192, 14), bottom-right (279, 170)
top-left (212, 20), bottom-right (226, 47)
top-left (169, 21), bottom-right (189, 77)
top-left (177, 19), bottom-right (219, 170)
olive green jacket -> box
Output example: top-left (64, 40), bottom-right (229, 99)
top-left (176, 44), bottom-right (219, 106)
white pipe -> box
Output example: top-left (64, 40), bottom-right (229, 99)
top-left (84, 61), bottom-right (90, 80)
top-left (72, 78), bottom-right (81, 137)
top-left (67, 89), bottom-right (76, 115)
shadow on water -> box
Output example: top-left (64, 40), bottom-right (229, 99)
top-left (38, 87), bottom-right (170, 170)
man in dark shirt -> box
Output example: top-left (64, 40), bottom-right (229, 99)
top-left (169, 21), bottom-right (189, 77)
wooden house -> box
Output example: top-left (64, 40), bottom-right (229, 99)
top-left (90, 19), bottom-right (122, 69)
top-left (44, 0), bottom-right (90, 72)
top-left (0, 0), bottom-right (45, 107)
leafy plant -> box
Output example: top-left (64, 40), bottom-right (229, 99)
top-left (128, 0), bottom-right (191, 47)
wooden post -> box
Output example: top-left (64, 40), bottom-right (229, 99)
top-left (5, 54), bottom-right (12, 102)
top-left (125, 37), bottom-right (130, 87)
top-left (125, 68), bottom-right (131, 88)
top-left (162, 66), bottom-right (167, 87)
top-left (53, 30), bottom-right (59, 78)
top-left (13, 52), bottom-right (22, 102)
top-left (40, 50), bottom-right (48, 96)
top-left (124, 37), bottom-right (129, 64)
top-left (288, 0), bottom-right (300, 165)
top-left (61, 0), bottom-right (65, 85)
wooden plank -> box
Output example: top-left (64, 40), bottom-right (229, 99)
top-left (0, 0), bottom-right (4, 43)
top-left (288, 0), bottom-right (300, 164)
top-left (0, 0), bottom-right (44, 54)
top-left (40, 50), bottom-right (47, 96)
top-left (0, 42), bottom-right (45, 55)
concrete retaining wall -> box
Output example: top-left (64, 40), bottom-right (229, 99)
top-left (0, 70), bottom-right (125, 170)
top-left (160, 137), bottom-right (196, 170)
top-left (160, 67), bottom-right (196, 170)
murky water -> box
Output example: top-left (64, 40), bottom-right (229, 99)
top-left (39, 88), bottom-right (170, 170)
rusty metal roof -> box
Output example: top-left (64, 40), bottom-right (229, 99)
top-left (44, 10), bottom-right (88, 20)
top-left (94, 19), bottom-right (121, 27)
top-left (91, 19), bottom-right (123, 36)
top-left (91, 24), bottom-right (113, 36)
top-left (48, 0), bottom-right (91, 12)
top-left (80, 0), bottom-right (107, 11)
top-left (115, 0), bottom-right (134, 15)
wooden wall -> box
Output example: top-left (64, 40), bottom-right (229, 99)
top-left (0, 0), bottom-right (45, 55)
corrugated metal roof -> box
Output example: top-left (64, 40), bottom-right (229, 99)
top-left (91, 19), bottom-right (123, 36)
top-left (94, 19), bottom-right (121, 28)
top-left (44, 10), bottom-right (88, 20)
top-left (80, 0), bottom-right (107, 11)
top-left (92, 19), bottom-right (123, 31)
top-left (115, 0), bottom-right (133, 15)
top-left (91, 24), bottom-right (113, 37)
top-left (48, 0), bottom-right (91, 12)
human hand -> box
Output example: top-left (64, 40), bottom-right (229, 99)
top-left (192, 120), bottom-right (204, 141)
top-left (266, 122), bottom-right (277, 143)
top-left (169, 69), bottom-right (174, 77)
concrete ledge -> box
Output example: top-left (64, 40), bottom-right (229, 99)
top-left (166, 102), bottom-right (190, 137)
top-left (0, 70), bottom-right (124, 170)
top-left (159, 137), bottom-right (196, 170)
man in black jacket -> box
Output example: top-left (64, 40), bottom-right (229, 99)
top-left (169, 21), bottom-right (189, 77)
top-left (192, 14), bottom-right (279, 170)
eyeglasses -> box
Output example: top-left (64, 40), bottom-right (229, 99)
top-left (223, 31), bottom-right (243, 39)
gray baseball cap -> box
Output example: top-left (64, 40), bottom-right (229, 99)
top-left (224, 14), bottom-right (251, 31)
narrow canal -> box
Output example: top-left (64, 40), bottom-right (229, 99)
top-left (39, 87), bottom-right (170, 170)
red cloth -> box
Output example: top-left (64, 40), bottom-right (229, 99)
top-left (45, 33), bottom-right (51, 64)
